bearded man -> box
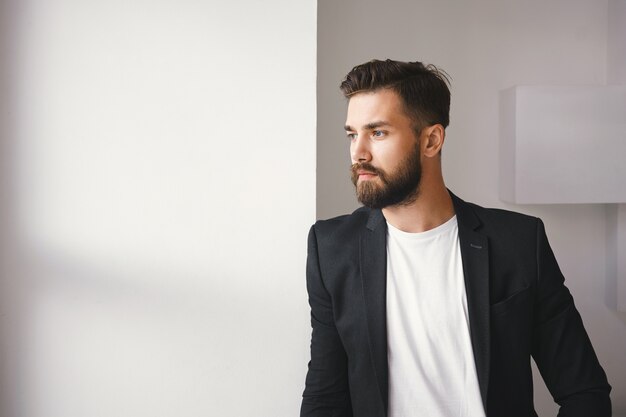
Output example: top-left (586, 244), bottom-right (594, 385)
top-left (300, 59), bottom-right (611, 417)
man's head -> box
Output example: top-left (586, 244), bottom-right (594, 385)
top-left (340, 59), bottom-right (450, 137)
top-left (341, 59), bottom-right (450, 209)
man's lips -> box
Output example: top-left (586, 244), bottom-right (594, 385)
top-left (351, 164), bottom-right (380, 184)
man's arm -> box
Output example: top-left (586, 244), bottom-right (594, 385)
top-left (301, 225), bottom-right (353, 417)
top-left (531, 218), bottom-right (611, 416)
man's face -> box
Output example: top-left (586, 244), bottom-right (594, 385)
top-left (345, 89), bottom-right (422, 209)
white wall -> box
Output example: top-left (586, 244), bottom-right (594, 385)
top-left (0, 1), bottom-right (316, 416)
top-left (318, 0), bottom-right (625, 415)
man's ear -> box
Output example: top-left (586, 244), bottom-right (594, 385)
top-left (421, 124), bottom-right (445, 157)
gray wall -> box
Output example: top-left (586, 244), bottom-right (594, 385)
top-left (318, 0), bottom-right (625, 415)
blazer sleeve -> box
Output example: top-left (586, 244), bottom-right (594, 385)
top-left (301, 225), bottom-right (353, 417)
top-left (530, 218), bottom-right (612, 416)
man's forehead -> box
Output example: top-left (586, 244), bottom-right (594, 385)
top-left (345, 89), bottom-right (406, 129)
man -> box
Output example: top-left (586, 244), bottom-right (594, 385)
top-left (301, 59), bottom-right (611, 417)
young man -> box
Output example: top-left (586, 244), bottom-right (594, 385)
top-left (301, 59), bottom-right (611, 417)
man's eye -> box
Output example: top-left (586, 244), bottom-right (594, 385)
top-left (346, 133), bottom-right (357, 140)
top-left (373, 130), bottom-right (385, 137)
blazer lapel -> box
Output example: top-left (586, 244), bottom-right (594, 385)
top-left (360, 209), bottom-right (389, 415)
top-left (451, 193), bottom-right (491, 410)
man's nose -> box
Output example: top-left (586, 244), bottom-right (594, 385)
top-left (351, 136), bottom-right (371, 163)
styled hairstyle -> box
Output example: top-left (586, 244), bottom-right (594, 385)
top-left (340, 59), bottom-right (451, 134)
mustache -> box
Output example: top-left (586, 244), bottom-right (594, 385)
top-left (351, 162), bottom-right (385, 186)
top-left (350, 162), bottom-right (382, 176)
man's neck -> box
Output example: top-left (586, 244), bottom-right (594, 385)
top-left (382, 183), bottom-right (455, 233)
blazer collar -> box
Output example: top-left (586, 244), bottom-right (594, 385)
top-left (360, 191), bottom-right (491, 412)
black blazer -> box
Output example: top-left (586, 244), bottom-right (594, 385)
top-left (301, 193), bottom-right (611, 417)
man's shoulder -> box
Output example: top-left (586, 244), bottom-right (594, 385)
top-left (311, 206), bottom-right (373, 244)
top-left (454, 195), bottom-right (541, 242)
top-left (461, 199), bottom-right (538, 226)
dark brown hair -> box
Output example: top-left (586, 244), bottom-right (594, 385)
top-left (340, 59), bottom-right (451, 134)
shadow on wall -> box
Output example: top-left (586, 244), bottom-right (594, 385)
top-left (0, 1), bottom-right (23, 416)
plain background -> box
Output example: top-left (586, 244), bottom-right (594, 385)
top-left (0, 0), bottom-right (624, 416)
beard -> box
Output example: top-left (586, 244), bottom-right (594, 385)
top-left (350, 142), bottom-right (422, 209)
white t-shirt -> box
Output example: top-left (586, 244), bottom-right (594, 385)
top-left (386, 216), bottom-right (486, 417)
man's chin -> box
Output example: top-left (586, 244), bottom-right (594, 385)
top-left (356, 188), bottom-right (383, 209)
top-left (356, 187), bottom-right (420, 209)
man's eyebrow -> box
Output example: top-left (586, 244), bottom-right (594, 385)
top-left (344, 121), bottom-right (391, 131)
